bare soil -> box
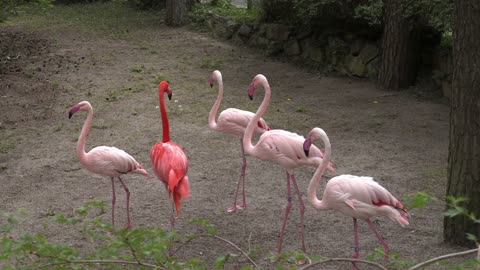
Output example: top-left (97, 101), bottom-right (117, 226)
top-left (0, 6), bottom-right (472, 269)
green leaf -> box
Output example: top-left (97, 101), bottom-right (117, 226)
top-left (215, 254), bottom-right (230, 270)
top-left (466, 233), bottom-right (478, 242)
top-left (403, 192), bottom-right (436, 210)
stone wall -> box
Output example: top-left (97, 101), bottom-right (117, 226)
top-left (206, 13), bottom-right (452, 97)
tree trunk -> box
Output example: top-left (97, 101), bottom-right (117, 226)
top-left (444, 0), bottom-right (480, 248)
top-left (247, 0), bottom-right (253, 10)
top-left (377, 0), bottom-right (417, 90)
top-left (166, 0), bottom-right (187, 26)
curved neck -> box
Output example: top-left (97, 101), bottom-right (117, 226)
top-left (243, 79), bottom-right (270, 154)
top-left (208, 73), bottom-right (223, 130)
top-left (307, 131), bottom-right (332, 210)
top-left (77, 105), bottom-right (93, 165)
top-left (159, 90), bottom-right (170, 143)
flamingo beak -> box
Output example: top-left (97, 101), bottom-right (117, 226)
top-left (68, 104), bottom-right (81, 119)
top-left (68, 112), bottom-right (73, 119)
top-left (248, 94), bottom-right (253, 100)
top-left (304, 149), bottom-right (309, 157)
top-left (303, 138), bottom-right (311, 157)
top-left (209, 78), bottom-right (214, 88)
top-left (167, 89), bottom-right (172, 100)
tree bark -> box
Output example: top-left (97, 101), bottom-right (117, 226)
top-left (377, 0), bottom-right (418, 90)
top-left (166, 0), bottom-right (188, 26)
top-left (444, 0), bottom-right (480, 248)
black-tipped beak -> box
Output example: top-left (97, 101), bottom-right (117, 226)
top-left (304, 149), bottom-right (309, 157)
top-left (210, 83), bottom-right (213, 88)
top-left (249, 94), bottom-right (253, 100)
top-left (68, 112), bottom-right (73, 119)
top-left (168, 93), bottom-right (172, 100)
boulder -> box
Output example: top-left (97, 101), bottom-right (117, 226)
top-left (209, 14), bottom-right (240, 40)
top-left (284, 39), bottom-right (301, 56)
top-left (237, 24), bottom-right (253, 37)
top-left (264, 23), bottom-right (290, 41)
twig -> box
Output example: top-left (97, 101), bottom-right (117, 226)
top-left (248, 232), bottom-right (253, 254)
top-left (299, 258), bottom-right (388, 270)
top-left (35, 259), bottom-right (166, 269)
top-left (408, 248), bottom-right (479, 270)
top-left (170, 233), bottom-right (260, 269)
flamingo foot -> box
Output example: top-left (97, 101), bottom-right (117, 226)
top-left (226, 204), bottom-right (246, 213)
top-left (124, 224), bottom-right (132, 231)
top-left (296, 258), bottom-right (310, 266)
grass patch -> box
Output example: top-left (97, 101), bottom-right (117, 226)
top-left (0, 138), bottom-right (15, 154)
top-left (129, 64), bottom-right (145, 73)
top-left (9, 2), bottom-right (162, 39)
top-left (190, 2), bottom-right (258, 26)
top-left (199, 57), bottom-right (223, 70)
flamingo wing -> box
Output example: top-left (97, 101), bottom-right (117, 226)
top-left (217, 108), bottom-right (270, 136)
top-left (86, 146), bottom-right (148, 177)
top-left (150, 141), bottom-right (190, 214)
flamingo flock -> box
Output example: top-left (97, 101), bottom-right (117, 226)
top-left (68, 71), bottom-right (409, 267)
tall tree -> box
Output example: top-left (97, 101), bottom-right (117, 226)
top-left (377, 0), bottom-right (418, 90)
top-left (444, 0), bottom-right (480, 247)
top-left (166, 0), bottom-right (194, 26)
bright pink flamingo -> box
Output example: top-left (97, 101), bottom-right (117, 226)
top-left (68, 101), bottom-right (150, 231)
top-left (303, 127), bottom-right (409, 269)
top-left (209, 70), bottom-right (271, 212)
top-left (150, 81), bottom-right (190, 229)
top-left (243, 74), bottom-right (336, 256)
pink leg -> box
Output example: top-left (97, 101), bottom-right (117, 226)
top-left (117, 177), bottom-right (131, 230)
top-left (111, 177), bottom-right (116, 230)
top-left (352, 218), bottom-right (360, 270)
top-left (366, 219), bottom-right (390, 262)
top-left (227, 139), bottom-right (247, 213)
top-left (290, 174), bottom-right (306, 254)
top-left (278, 171), bottom-right (293, 254)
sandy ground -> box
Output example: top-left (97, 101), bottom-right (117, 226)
top-left (0, 4), bottom-right (474, 269)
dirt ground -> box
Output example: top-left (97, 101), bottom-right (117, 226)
top-left (0, 5), bottom-right (474, 269)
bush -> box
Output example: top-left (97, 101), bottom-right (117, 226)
top-left (126, 0), bottom-right (165, 10)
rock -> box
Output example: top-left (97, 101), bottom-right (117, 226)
top-left (350, 39), bottom-right (365, 56)
top-left (284, 39), bottom-right (301, 56)
top-left (237, 24), bottom-right (253, 37)
top-left (359, 44), bottom-right (379, 64)
top-left (209, 14), bottom-right (240, 40)
top-left (264, 23), bottom-right (290, 41)
top-left (296, 26), bottom-right (312, 40)
top-left (346, 55), bottom-right (367, 77)
top-left (267, 41), bottom-right (283, 56)
top-left (248, 34), bottom-right (270, 49)
top-left (301, 38), bottom-right (324, 63)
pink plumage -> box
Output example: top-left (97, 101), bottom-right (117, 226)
top-left (150, 81), bottom-right (190, 229)
top-left (242, 74), bottom-right (336, 256)
top-left (68, 101), bottom-right (150, 231)
top-left (208, 70), bottom-right (271, 212)
top-left (304, 127), bottom-right (409, 268)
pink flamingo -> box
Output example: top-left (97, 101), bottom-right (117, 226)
top-left (209, 70), bottom-right (271, 212)
top-left (303, 127), bottom-right (409, 269)
top-left (243, 74), bottom-right (336, 255)
top-left (150, 81), bottom-right (190, 229)
top-left (68, 101), bottom-right (150, 231)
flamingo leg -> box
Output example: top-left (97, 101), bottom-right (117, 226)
top-left (170, 197), bottom-right (176, 231)
top-left (117, 177), bottom-right (131, 230)
top-left (366, 219), bottom-right (390, 262)
top-left (227, 138), bottom-right (247, 212)
top-left (352, 218), bottom-right (360, 270)
top-left (278, 171), bottom-right (293, 254)
top-left (110, 177), bottom-right (116, 231)
top-left (290, 173), bottom-right (306, 254)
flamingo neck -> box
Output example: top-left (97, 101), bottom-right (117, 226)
top-left (243, 79), bottom-right (270, 155)
top-left (77, 104), bottom-right (93, 165)
top-left (208, 74), bottom-right (223, 130)
top-left (307, 131), bottom-right (332, 211)
top-left (159, 90), bottom-right (170, 143)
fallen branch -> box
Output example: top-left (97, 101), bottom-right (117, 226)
top-left (299, 258), bottom-right (388, 270)
top-left (408, 248), bottom-right (479, 270)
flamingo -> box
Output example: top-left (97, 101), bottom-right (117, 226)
top-left (68, 101), bottom-right (150, 231)
top-left (303, 127), bottom-right (409, 269)
top-left (150, 81), bottom-right (190, 229)
top-left (208, 70), bottom-right (271, 212)
top-left (243, 74), bottom-right (336, 255)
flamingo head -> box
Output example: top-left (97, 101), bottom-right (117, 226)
top-left (68, 101), bottom-right (91, 119)
top-left (159, 81), bottom-right (172, 100)
top-left (210, 70), bottom-right (221, 87)
top-left (303, 136), bottom-right (312, 157)
top-left (248, 74), bottom-right (267, 100)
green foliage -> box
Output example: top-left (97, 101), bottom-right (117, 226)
top-left (0, 0), bottom-right (52, 23)
top-left (190, 1), bottom-right (258, 26)
top-left (403, 191), bottom-right (437, 210)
